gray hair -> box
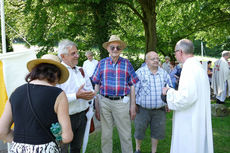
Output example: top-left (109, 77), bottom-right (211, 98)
top-left (58, 39), bottom-right (77, 60)
top-left (85, 51), bottom-right (94, 56)
top-left (175, 39), bottom-right (194, 54)
top-left (165, 56), bottom-right (170, 60)
top-left (222, 50), bottom-right (230, 57)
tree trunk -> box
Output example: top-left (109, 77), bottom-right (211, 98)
top-left (138, 0), bottom-right (157, 54)
top-left (91, 0), bottom-right (110, 59)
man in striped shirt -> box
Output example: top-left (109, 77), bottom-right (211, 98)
top-left (92, 35), bottom-right (139, 153)
top-left (134, 51), bottom-right (172, 153)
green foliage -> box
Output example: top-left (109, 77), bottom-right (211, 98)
top-left (3, 0), bottom-right (230, 60)
top-left (112, 1), bottom-right (145, 54)
top-left (0, 36), bottom-right (13, 53)
top-left (157, 0), bottom-right (230, 58)
top-left (221, 36), bottom-right (230, 51)
top-left (77, 50), bottom-right (88, 67)
top-left (193, 40), bottom-right (223, 58)
top-left (123, 51), bottom-right (144, 70)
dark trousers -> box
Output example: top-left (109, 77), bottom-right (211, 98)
top-left (90, 77), bottom-right (95, 89)
top-left (61, 110), bottom-right (87, 153)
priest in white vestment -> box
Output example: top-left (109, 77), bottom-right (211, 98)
top-left (162, 39), bottom-right (213, 153)
top-left (211, 51), bottom-right (230, 104)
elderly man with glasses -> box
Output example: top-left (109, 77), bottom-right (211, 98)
top-left (162, 39), bottom-right (213, 153)
top-left (92, 35), bottom-right (139, 153)
top-left (57, 39), bottom-right (95, 153)
top-left (134, 51), bottom-right (172, 153)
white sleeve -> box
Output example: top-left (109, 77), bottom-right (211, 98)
top-left (166, 67), bottom-right (198, 111)
top-left (83, 61), bottom-right (86, 70)
top-left (56, 84), bottom-right (77, 103)
top-left (66, 93), bottom-right (77, 103)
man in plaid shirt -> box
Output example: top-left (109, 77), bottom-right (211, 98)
top-left (92, 35), bottom-right (139, 153)
top-left (134, 51), bottom-right (172, 153)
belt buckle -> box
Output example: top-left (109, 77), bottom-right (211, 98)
top-left (107, 96), bottom-right (122, 100)
top-left (110, 96), bottom-right (120, 100)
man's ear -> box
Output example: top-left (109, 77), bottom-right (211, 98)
top-left (60, 54), bottom-right (65, 59)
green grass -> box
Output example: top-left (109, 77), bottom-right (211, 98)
top-left (86, 102), bottom-right (230, 153)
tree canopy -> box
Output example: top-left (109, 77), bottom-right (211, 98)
top-left (1, 0), bottom-right (229, 62)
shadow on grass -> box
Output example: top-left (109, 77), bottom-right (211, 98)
top-left (86, 102), bottom-right (230, 153)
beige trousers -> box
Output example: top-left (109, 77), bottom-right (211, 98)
top-left (99, 96), bottom-right (133, 153)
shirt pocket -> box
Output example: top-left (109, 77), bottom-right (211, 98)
top-left (140, 77), bottom-right (150, 95)
top-left (117, 70), bottom-right (126, 85)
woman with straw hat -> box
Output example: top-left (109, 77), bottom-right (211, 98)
top-left (0, 54), bottom-right (73, 153)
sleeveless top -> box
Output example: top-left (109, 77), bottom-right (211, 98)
top-left (10, 83), bottom-right (63, 145)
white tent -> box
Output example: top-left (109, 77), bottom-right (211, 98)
top-left (1, 1), bottom-right (36, 151)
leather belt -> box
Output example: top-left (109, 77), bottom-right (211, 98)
top-left (137, 105), bottom-right (165, 111)
top-left (104, 95), bottom-right (125, 100)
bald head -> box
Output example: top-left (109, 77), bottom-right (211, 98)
top-left (175, 39), bottom-right (194, 54)
top-left (145, 51), bottom-right (158, 60)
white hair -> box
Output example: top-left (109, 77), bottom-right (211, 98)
top-left (222, 50), bottom-right (230, 57)
top-left (165, 56), bottom-right (170, 60)
top-left (85, 51), bottom-right (94, 56)
top-left (175, 39), bottom-right (194, 54)
top-left (58, 39), bottom-right (77, 60)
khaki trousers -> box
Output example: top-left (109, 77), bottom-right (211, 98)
top-left (99, 96), bottom-right (133, 153)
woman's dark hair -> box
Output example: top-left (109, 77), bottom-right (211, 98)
top-left (208, 61), bottom-right (212, 65)
top-left (25, 63), bottom-right (61, 84)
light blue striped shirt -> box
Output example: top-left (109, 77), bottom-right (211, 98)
top-left (135, 65), bottom-right (172, 109)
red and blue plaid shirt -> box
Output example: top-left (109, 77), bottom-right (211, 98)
top-left (92, 56), bottom-right (139, 96)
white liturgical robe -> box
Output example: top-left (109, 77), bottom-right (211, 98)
top-left (166, 57), bottom-right (213, 153)
top-left (211, 57), bottom-right (230, 97)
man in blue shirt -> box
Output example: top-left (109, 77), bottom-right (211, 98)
top-left (134, 51), bottom-right (172, 153)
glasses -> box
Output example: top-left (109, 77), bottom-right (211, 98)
top-left (174, 50), bottom-right (180, 55)
top-left (110, 45), bottom-right (121, 51)
top-left (148, 58), bottom-right (159, 61)
top-left (68, 52), bottom-right (79, 57)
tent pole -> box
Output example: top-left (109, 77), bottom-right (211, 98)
top-left (201, 41), bottom-right (203, 58)
top-left (1, 0), bottom-right (6, 54)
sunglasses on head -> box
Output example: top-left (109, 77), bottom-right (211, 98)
top-left (110, 45), bottom-right (122, 51)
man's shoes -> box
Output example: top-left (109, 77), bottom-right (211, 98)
top-left (216, 99), bottom-right (225, 104)
top-left (134, 150), bottom-right (141, 153)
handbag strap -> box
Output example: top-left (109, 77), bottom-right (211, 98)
top-left (26, 83), bottom-right (59, 147)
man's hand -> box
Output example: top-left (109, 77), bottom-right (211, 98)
top-left (162, 87), bottom-right (169, 95)
top-left (76, 84), bottom-right (95, 100)
top-left (165, 105), bottom-right (170, 112)
top-left (130, 103), bottom-right (136, 120)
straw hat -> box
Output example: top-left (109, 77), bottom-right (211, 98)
top-left (102, 35), bottom-right (126, 50)
top-left (27, 54), bottom-right (69, 84)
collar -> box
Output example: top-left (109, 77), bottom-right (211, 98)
top-left (108, 56), bottom-right (122, 65)
top-left (61, 62), bottom-right (78, 71)
top-left (144, 65), bottom-right (161, 75)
